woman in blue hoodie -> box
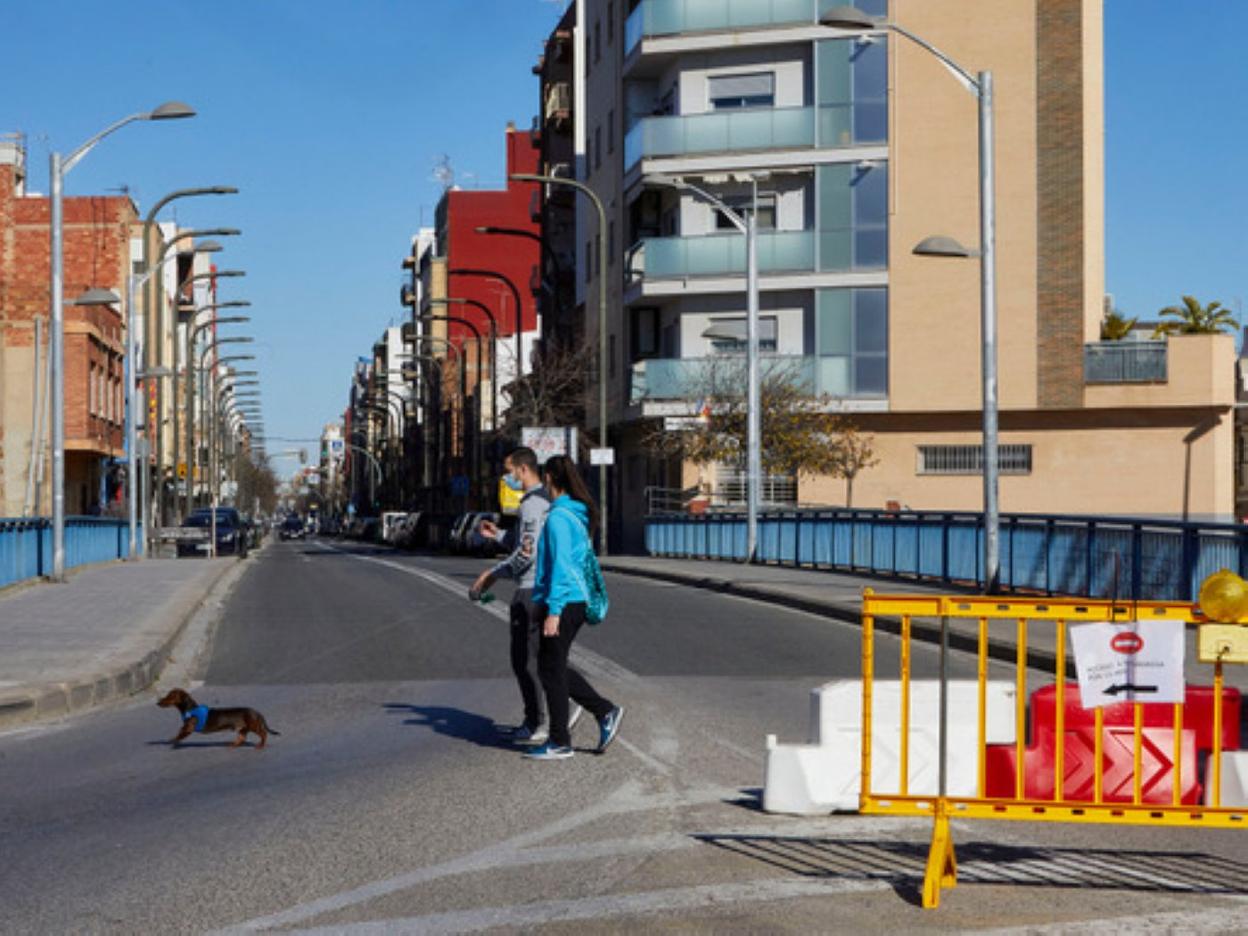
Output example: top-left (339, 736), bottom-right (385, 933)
top-left (527, 455), bottom-right (624, 760)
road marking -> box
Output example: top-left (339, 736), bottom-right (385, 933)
top-left (214, 779), bottom-right (923, 934)
top-left (286, 877), bottom-right (893, 934)
top-left (312, 543), bottom-right (640, 685)
top-left (976, 899), bottom-right (1248, 935)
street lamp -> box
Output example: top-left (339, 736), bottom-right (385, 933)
top-left (822, 5), bottom-right (1000, 594)
top-left (48, 101), bottom-right (195, 579)
top-left (508, 172), bottom-right (610, 554)
top-left (190, 336), bottom-right (253, 512)
top-left (125, 240), bottom-right (223, 558)
top-left (183, 303), bottom-right (251, 518)
top-left (649, 172), bottom-right (765, 562)
top-left (146, 228), bottom-right (240, 532)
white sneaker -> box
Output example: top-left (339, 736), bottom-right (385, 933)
top-left (513, 723), bottom-right (549, 745)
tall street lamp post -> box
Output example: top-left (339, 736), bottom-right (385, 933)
top-left (184, 304), bottom-right (251, 518)
top-left (508, 172), bottom-right (609, 554)
top-left (127, 247), bottom-right (229, 557)
top-left (49, 101), bottom-right (195, 579)
top-left (822, 5), bottom-right (999, 593)
top-left (647, 173), bottom-right (764, 562)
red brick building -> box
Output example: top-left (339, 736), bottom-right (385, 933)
top-left (0, 135), bottom-right (136, 516)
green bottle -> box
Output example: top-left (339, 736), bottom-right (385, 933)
top-left (478, 592), bottom-right (496, 605)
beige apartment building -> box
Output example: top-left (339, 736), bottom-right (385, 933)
top-left (569, 0), bottom-right (1234, 550)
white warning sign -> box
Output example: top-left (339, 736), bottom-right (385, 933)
top-left (1069, 620), bottom-right (1185, 709)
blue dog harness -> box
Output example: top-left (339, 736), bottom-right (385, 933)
top-left (183, 705), bottom-right (210, 733)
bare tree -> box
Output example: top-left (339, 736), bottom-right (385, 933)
top-left (643, 356), bottom-right (877, 498)
top-left (499, 339), bottom-right (596, 452)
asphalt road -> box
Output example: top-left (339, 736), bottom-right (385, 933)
top-left (1, 539), bottom-right (1245, 934)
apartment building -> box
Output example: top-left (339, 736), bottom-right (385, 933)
top-left (574, 0), bottom-right (1234, 550)
top-left (0, 134), bottom-right (137, 517)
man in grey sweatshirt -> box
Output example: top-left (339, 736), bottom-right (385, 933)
top-left (470, 447), bottom-right (573, 743)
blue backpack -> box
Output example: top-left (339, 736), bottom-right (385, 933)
top-left (553, 504), bottom-right (609, 625)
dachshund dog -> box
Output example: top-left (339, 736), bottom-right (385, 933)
top-left (157, 688), bottom-right (280, 749)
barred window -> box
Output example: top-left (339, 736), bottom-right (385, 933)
top-left (917, 444), bottom-right (1032, 476)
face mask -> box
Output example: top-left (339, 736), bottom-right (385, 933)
top-left (502, 473), bottom-right (524, 492)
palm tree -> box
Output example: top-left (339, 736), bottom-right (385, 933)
top-left (1100, 309), bottom-right (1137, 340)
top-left (1151, 296), bottom-right (1239, 337)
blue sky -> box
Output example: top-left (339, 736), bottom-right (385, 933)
top-left (2, 0), bottom-right (1244, 473)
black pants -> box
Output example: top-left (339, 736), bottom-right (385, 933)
top-left (509, 590), bottom-right (543, 729)
top-left (536, 602), bottom-right (614, 747)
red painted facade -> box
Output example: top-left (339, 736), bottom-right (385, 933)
top-left (437, 128), bottom-right (541, 348)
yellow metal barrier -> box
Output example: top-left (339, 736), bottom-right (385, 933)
top-left (859, 591), bottom-right (1246, 909)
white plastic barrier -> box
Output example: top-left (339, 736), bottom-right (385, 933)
top-left (1204, 751), bottom-right (1248, 808)
top-left (763, 679), bottom-right (1017, 815)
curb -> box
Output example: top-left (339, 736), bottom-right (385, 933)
top-left (600, 560), bottom-right (1073, 677)
top-left (0, 556), bottom-right (252, 732)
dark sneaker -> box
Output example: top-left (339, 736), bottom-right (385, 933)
top-left (596, 706), bottom-right (624, 754)
top-left (524, 741), bottom-right (574, 761)
top-left (513, 723), bottom-right (549, 745)
top-left (567, 703), bottom-right (584, 731)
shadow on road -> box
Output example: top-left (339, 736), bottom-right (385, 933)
top-left (145, 739), bottom-right (258, 749)
top-left (697, 832), bottom-right (1248, 907)
top-left (384, 703), bottom-right (513, 750)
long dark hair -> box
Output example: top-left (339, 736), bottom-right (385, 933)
top-left (543, 455), bottom-right (599, 538)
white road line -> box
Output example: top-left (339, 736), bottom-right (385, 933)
top-left (313, 542), bottom-right (640, 684)
top-left (212, 782), bottom-right (739, 933)
top-left (976, 898), bottom-right (1248, 935)
top-left (287, 877), bottom-right (893, 934)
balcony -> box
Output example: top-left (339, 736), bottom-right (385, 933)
top-left (632, 354), bottom-right (882, 403)
top-left (634, 231), bottom-right (816, 280)
top-left (625, 106), bottom-right (815, 169)
top-left (1084, 341), bottom-right (1168, 383)
top-left (626, 0), bottom-right (881, 53)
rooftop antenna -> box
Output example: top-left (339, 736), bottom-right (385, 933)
top-left (431, 155), bottom-right (455, 190)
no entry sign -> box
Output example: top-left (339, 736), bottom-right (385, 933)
top-left (1069, 620), bottom-right (1185, 709)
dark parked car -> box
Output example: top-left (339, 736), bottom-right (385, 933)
top-left (177, 508), bottom-right (249, 558)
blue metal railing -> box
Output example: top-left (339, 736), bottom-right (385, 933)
top-left (645, 508), bottom-right (1247, 602)
top-left (0, 517), bottom-right (138, 590)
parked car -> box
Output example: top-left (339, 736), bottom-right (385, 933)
top-left (176, 508), bottom-right (249, 558)
top-left (448, 512), bottom-right (477, 554)
top-left (381, 511), bottom-right (410, 545)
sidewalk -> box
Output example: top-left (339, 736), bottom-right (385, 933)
top-left (0, 557), bottom-right (240, 730)
top-left (601, 555), bottom-right (1248, 690)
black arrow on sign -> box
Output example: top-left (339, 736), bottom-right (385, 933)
top-left (1104, 683), bottom-right (1159, 696)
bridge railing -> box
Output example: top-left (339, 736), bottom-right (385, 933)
top-left (0, 517), bottom-right (137, 590)
top-left (644, 508), bottom-right (1248, 602)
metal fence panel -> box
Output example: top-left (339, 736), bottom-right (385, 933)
top-left (644, 508), bottom-right (1246, 602)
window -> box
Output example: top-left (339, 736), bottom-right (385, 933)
top-left (607, 108), bottom-right (614, 153)
top-left (585, 239), bottom-right (593, 283)
top-left (607, 2), bottom-right (614, 44)
top-left (714, 193), bottom-right (777, 231)
top-left (706, 316), bottom-right (778, 354)
top-left (816, 37), bottom-right (889, 146)
top-left (632, 307), bottom-right (659, 360)
top-left (816, 287), bottom-right (887, 397)
top-left (817, 162), bottom-right (888, 272)
top-left (594, 125), bottom-right (602, 170)
top-left (708, 72), bottom-right (775, 110)
top-left (917, 445), bottom-right (1034, 476)
top-left (594, 20), bottom-right (601, 63)
top-left (608, 220), bottom-right (616, 266)
top-left (609, 334), bottom-right (616, 378)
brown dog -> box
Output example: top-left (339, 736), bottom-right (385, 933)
top-left (157, 688), bottom-right (279, 749)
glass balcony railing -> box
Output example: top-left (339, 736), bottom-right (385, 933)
top-left (631, 354), bottom-right (884, 403)
top-left (636, 231), bottom-right (815, 279)
top-left (625, 107), bottom-right (815, 168)
top-left (1084, 341), bottom-right (1168, 383)
top-left (626, 0), bottom-right (887, 53)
